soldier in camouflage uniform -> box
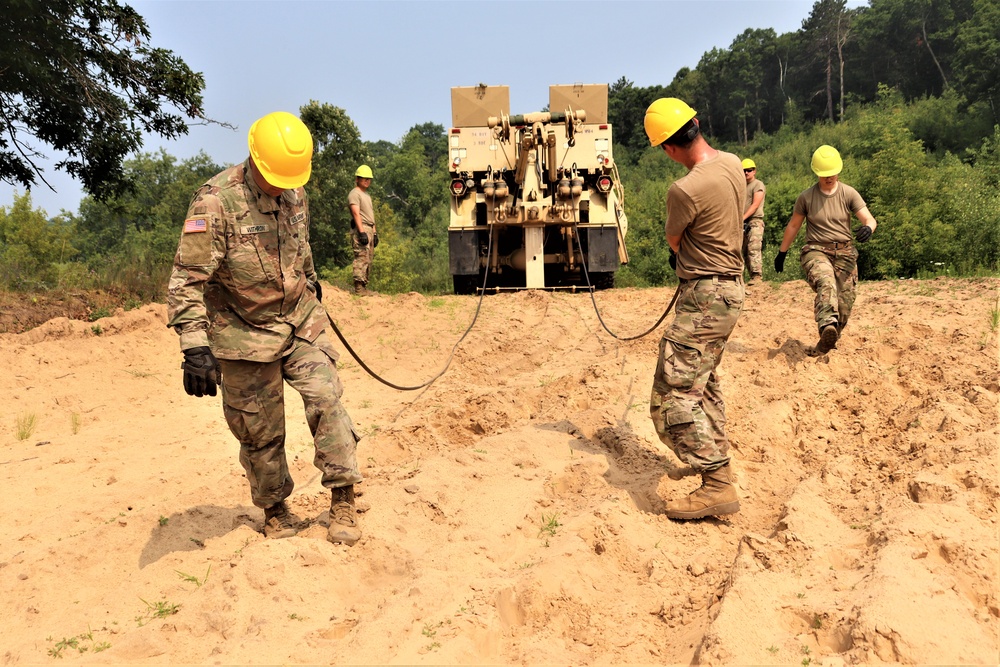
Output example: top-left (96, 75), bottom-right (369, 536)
top-left (348, 165), bottom-right (376, 295)
top-left (643, 98), bottom-right (745, 520)
top-left (741, 158), bottom-right (766, 285)
top-left (166, 111), bottom-right (364, 546)
top-left (774, 145), bottom-right (877, 355)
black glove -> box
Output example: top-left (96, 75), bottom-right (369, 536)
top-left (855, 225), bottom-right (872, 243)
top-left (668, 249), bottom-right (677, 271)
top-left (743, 222), bottom-right (750, 235)
top-left (181, 346), bottom-right (219, 397)
top-left (357, 231), bottom-right (369, 246)
top-left (373, 232), bottom-right (379, 248)
top-left (312, 280), bottom-right (323, 302)
top-left (774, 251), bottom-right (787, 273)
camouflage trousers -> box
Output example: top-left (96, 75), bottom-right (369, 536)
top-left (219, 332), bottom-right (362, 509)
top-left (742, 220), bottom-right (764, 277)
top-left (649, 277), bottom-right (744, 472)
top-left (352, 225), bottom-right (375, 284)
top-left (800, 244), bottom-right (858, 334)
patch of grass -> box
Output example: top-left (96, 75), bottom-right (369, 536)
top-left (175, 565), bottom-right (211, 588)
top-left (359, 399), bottom-right (372, 409)
top-left (796, 592), bottom-right (806, 599)
top-left (90, 324), bottom-right (103, 336)
top-left (124, 369), bottom-right (158, 379)
top-left (70, 412), bottom-right (81, 435)
top-left (16, 413), bottom-right (37, 441)
top-left (158, 516), bottom-right (169, 527)
top-left (289, 613), bottom-right (307, 621)
top-left (473, 448), bottom-right (487, 454)
top-left (135, 598), bottom-right (180, 627)
top-left (428, 298), bottom-right (446, 308)
top-left (234, 537), bottom-right (252, 555)
top-left (538, 513), bottom-right (561, 539)
top-left (811, 614), bottom-right (823, 629)
top-left (88, 306), bottom-right (112, 321)
top-left (989, 306), bottom-right (1000, 333)
top-left (767, 645), bottom-right (779, 654)
top-left (360, 424), bottom-right (381, 438)
top-left (47, 628), bottom-right (112, 657)
top-left (47, 635), bottom-right (80, 658)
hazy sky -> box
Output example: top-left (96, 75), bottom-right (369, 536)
top-left (3, 0), bottom-right (864, 216)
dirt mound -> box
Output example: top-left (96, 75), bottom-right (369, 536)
top-left (0, 278), bottom-right (996, 664)
top-left (0, 289), bottom-right (145, 335)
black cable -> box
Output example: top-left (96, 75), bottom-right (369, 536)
top-left (572, 224), bottom-right (680, 341)
top-left (324, 225), bottom-right (494, 391)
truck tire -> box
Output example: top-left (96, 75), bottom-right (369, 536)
top-left (453, 275), bottom-right (479, 295)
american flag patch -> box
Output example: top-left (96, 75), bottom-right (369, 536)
top-left (183, 218), bottom-right (207, 233)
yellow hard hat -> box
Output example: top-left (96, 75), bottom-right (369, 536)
top-left (741, 158), bottom-right (757, 170)
top-left (248, 111), bottom-right (313, 190)
top-left (643, 98), bottom-right (697, 147)
top-left (355, 165), bottom-right (373, 179)
top-left (811, 145), bottom-right (843, 177)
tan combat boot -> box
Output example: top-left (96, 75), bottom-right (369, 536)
top-left (263, 501), bottom-right (298, 538)
top-left (664, 465), bottom-right (740, 520)
top-left (816, 324), bottom-right (839, 353)
top-left (328, 485), bottom-right (362, 546)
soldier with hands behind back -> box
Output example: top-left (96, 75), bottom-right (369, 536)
top-left (644, 98), bottom-right (746, 520)
top-left (774, 145), bottom-right (877, 355)
top-left (166, 111), bottom-right (364, 546)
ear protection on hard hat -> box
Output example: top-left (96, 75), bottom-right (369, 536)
top-left (644, 98), bottom-right (698, 147)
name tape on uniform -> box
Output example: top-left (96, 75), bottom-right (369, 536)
top-left (240, 224), bottom-right (269, 235)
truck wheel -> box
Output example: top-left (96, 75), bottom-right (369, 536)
top-left (453, 275), bottom-right (479, 295)
top-left (590, 272), bottom-right (615, 290)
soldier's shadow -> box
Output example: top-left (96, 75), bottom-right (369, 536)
top-left (536, 420), bottom-right (672, 515)
top-left (138, 504), bottom-right (257, 569)
top-left (767, 337), bottom-right (812, 366)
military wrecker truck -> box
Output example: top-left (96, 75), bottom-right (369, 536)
top-left (447, 84), bottom-right (629, 293)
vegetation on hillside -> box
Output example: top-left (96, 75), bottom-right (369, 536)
top-left (2, 0), bottom-right (998, 300)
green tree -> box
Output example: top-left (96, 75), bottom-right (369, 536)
top-left (0, 192), bottom-right (76, 289)
top-left (379, 126), bottom-right (449, 231)
top-left (73, 149), bottom-right (221, 298)
top-left (954, 0), bottom-right (1000, 120)
top-left (800, 0), bottom-right (853, 122)
top-left (300, 101), bottom-right (367, 270)
top-left (0, 0), bottom-right (207, 200)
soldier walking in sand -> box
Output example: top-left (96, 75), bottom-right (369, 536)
top-left (773, 145), bottom-right (877, 355)
top-left (643, 98), bottom-right (745, 520)
top-left (166, 111), bottom-right (364, 546)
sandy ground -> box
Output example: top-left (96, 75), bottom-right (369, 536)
top-left (1, 278), bottom-right (998, 665)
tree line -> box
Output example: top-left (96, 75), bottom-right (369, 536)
top-left (2, 0), bottom-right (999, 300)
